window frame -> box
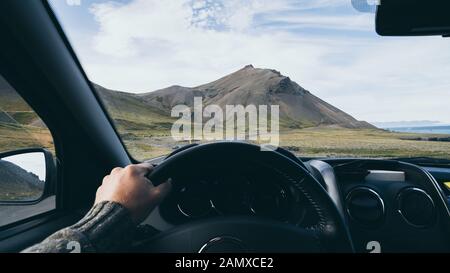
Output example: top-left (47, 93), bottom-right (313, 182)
top-left (0, 76), bottom-right (60, 234)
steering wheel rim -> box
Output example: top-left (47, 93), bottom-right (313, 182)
top-left (146, 142), bottom-right (354, 253)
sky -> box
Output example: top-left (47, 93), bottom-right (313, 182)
top-left (49, 0), bottom-right (450, 123)
top-left (4, 153), bottom-right (46, 181)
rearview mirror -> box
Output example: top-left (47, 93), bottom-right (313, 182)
top-left (0, 148), bottom-right (56, 205)
top-left (376, 0), bottom-right (450, 37)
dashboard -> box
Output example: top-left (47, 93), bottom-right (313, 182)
top-left (145, 156), bottom-right (450, 253)
top-left (322, 159), bottom-right (450, 252)
top-left (159, 166), bottom-right (319, 227)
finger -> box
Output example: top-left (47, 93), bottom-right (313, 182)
top-left (133, 162), bottom-right (154, 176)
top-left (149, 178), bottom-right (172, 204)
top-left (102, 175), bottom-right (110, 184)
top-left (111, 167), bottom-right (123, 175)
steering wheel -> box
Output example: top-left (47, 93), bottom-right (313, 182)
top-left (143, 142), bottom-right (353, 253)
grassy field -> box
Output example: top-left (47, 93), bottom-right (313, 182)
top-left (110, 123), bottom-right (450, 161)
top-left (280, 127), bottom-right (450, 159)
top-left (2, 117), bottom-right (450, 162)
top-left (0, 122), bottom-right (54, 154)
top-left (0, 181), bottom-right (43, 201)
top-left (91, 85), bottom-right (450, 161)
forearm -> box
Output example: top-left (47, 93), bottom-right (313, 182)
top-left (22, 201), bottom-right (136, 253)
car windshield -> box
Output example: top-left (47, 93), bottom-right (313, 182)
top-left (50, 0), bottom-right (450, 161)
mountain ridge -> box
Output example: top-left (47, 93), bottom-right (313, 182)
top-left (0, 66), bottom-right (375, 130)
top-left (0, 160), bottom-right (44, 201)
top-left (98, 65), bottom-right (374, 129)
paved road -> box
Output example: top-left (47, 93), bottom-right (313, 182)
top-left (0, 196), bottom-right (55, 227)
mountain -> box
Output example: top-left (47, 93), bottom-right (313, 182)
top-left (97, 65), bottom-right (374, 129)
top-left (0, 76), bottom-right (43, 127)
top-left (0, 66), bottom-right (373, 130)
top-left (93, 84), bottom-right (174, 132)
top-left (0, 159), bottom-right (44, 201)
top-left (0, 76), bottom-right (30, 112)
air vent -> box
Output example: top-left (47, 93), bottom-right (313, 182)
top-left (397, 188), bottom-right (435, 228)
top-left (346, 187), bottom-right (385, 227)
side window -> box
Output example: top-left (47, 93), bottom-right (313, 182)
top-left (0, 74), bottom-right (56, 227)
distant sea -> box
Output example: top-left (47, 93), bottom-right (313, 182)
top-left (386, 125), bottom-right (450, 135)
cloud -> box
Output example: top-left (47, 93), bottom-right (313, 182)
top-left (89, 0), bottom-right (284, 57)
top-left (66, 0), bottom-right (82, 6)
top-left (258, 13), bottom-right (374, 31)
top-left (56, 0), bottom-right (450, 123)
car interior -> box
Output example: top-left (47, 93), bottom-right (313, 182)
top-left (0, 0), bottom-right (450, 253)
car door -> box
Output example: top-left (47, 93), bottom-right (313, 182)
top-left (0, 72), bottom-right (69, 252)
top-left (0, 73), bottom-right (57, 227)
top-left (0, 0), bottom-right (132, 252)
